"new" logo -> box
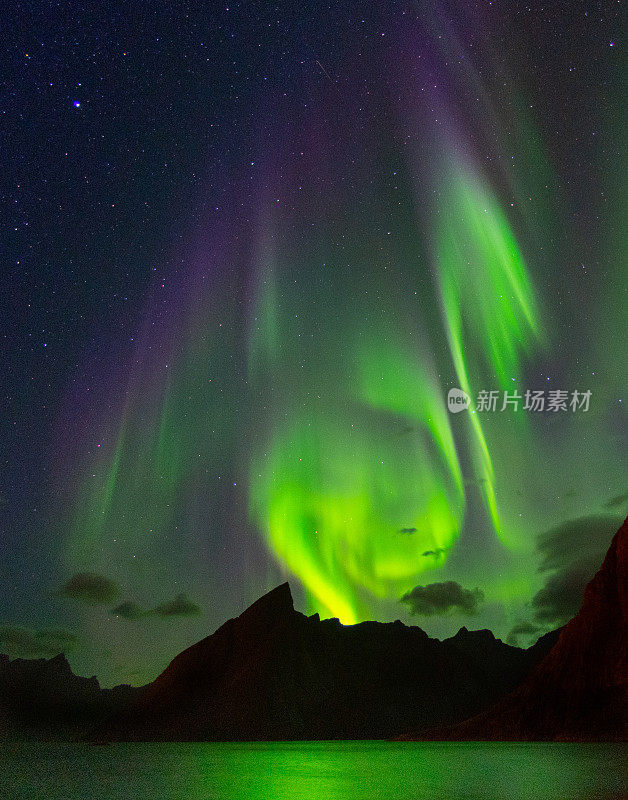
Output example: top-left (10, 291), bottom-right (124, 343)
top-left (447, 388), bottom-right (471, 413)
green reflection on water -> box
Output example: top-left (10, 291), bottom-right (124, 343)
top-left (3, 741), bottom-right (626, 800)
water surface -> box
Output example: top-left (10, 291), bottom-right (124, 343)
top-left (2, 741), bottom-right (625, 800)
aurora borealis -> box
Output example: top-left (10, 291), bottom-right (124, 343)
top-left (2, 1), bottom-right (625, 686)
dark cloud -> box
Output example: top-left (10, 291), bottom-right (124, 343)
top-left (0, 626), bottom-right (78, 659)
top-left (422, 547), bottom-right (448, 557)
top-left (150, 593), bottom-right (201, 618)
top-left (506, 621), bottom-right (542, 647)
top-left (400, 581), bottom-right (484, 616)
top-left (110, 601), bottom-right (146, 620)
top-left (108, 593), bottom-right (203, 621)
top-left (533, 563), bottom-right (599, 624)
top-left (399, 527), bottom-right (417, 535)
top-left (605, 490), bottom-right (628, 510)
top-left (531, 515), bottom-right (619, 625)
top-left (535, 515), bottom-right (618, 572)
top-left (57, 572), bottom-right (119, 605)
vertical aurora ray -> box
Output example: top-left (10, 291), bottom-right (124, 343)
top-left (67, 379), bottom-right (186, 573)
top-left (59, 230), bottom-right (251, 586)
top-left (431, 162), bottom-right (542, 545)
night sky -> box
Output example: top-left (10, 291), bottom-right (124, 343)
top-left (1, 1), bottom-right (625, 687)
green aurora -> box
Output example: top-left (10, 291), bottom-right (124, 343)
top-left (27, 4), bottom-right (623, 687)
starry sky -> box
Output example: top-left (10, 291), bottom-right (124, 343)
top-left (1, 0), bottom-right (626, 687)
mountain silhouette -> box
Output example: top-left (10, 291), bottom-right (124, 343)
top-left (91, 584), bottom-right (557, 741)
top-left (0, 653), bottom-right (139, 740)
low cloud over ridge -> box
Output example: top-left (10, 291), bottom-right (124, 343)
top-left (400, 581), bottom-right (484, 616)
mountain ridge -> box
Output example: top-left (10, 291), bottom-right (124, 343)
top-left (0, 652), bottom-right (140, 740)
top-left (90, 582), bottom-right (557, 742)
